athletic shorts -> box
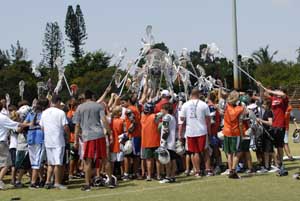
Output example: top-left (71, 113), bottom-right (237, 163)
top-left (143, 147), bottom-right (158, 159)
top-left (168, 150), bottom-right (178, 160)
top-left (125, 137), bottom-right (141, 157)
top-left (238, 139), bottom-right (250, 152)
top-left (83, 138), bottom-right (107, 160)
top-left (16, 150), bottom-right (31, 170)
top-left (284, 130), bottom-right (289, 144)
top-left (28, 144), bottom-right (45, 169)
top-left (46, 147), bottom-right (65, 166)
top-left (263, 133), bottom-right (274, 153)
top-left (110, 152), bottom-right (124, 162)
top-left (9, 148), bottom-right (16, 167)
top-left (272, 127), bottom-right (285, 148)
top-left (187, 135), bottom-right (207, 153)
top-left (0, 142), bottom-right (12, 168)
top-left (224, 136), bottom-right (240, 154)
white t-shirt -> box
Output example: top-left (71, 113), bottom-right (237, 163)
top-left (0, 113), bottom-right (19, 142)
top-left (9, 131), bottom-right (18, 149)
top-left (180, 99), bottom-right (210, 137)
top-left (40, 107), bottom-right (68, 148)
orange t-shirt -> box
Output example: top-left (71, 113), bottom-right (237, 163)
top-left (67, 109), bottom-right (76, 143)
top-left (110, 117), bottom-right (125, 153)
top-left (222, 104), bottom-right (244, 137)
top-left (285, 105), bottom-right (293, 130)
top-left (125, 105), bottom-right (141, 138)
top-left (141, 114), bottom-right (160, 148)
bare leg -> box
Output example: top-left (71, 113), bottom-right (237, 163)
top-left (54, 165), bottom-right (63, 185)
top-left (46, 165), bottom-right (53, 184)
top-left (84, 159), bottom-right (92, 185)
top-left (146, 159), bottom-right (153, 178)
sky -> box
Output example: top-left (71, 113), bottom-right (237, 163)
top-left (0, 0), bottom-right (299, 65)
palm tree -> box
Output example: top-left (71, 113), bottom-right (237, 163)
top-left (252, 45), bottom-right (278, 64)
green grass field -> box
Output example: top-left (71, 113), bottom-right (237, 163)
top-left (2, 125), bottom-right (300, 201)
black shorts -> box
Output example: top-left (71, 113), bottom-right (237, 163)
top-left (16, 150), bottom-right (31, 170)
top-left (263, 131), bottom-right (274, 153)
top-left (272, 127), bottom-right (285, 148)
top-left (9, 148), bottom-right (16, 167)
top-left (238, 139), bottom-right (250, 152)
top-left (168, 150), bottom-right (178, 160)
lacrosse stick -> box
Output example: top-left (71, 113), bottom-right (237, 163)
top-left (118, 61), bottom-right (134, 96)
top-left (37, 82), bottom-right (48, 98)
top-left (54, 57), bottom-right (72, 96)
top-left (5, 93), bottom-right (10, 110)
top-left (108, 47), bottom-right (127, 87)
top-left (135, 25), bottom-right (155, 65)
top-left (31, 63), bottom-right (41, 77)
top-left (206, 43), bottom-right (261, 87)
top-left (19, 80), bottom-right (25, 100)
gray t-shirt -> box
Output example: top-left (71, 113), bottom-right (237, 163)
top-left (73, 101), bottom-right (105, 142)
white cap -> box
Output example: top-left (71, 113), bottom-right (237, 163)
top-left (161, 90), bottom-right (170, 97)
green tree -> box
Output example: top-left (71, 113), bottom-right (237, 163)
top-left (65, 5), bottom-right (87, 61)
top-left (10, 40), bottom-right (28, 63)
top-left (42, 21), bottom-right (64, 68)
top-left (252, 45), bottom-right (278, 64)
top-left (296, 47), bottom-right (300, 63)
top-left (0, 49), bottom-right (10, 68)
top-left (65, 50), bottom-right (111, 79)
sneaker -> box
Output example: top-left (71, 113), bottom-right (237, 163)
top-left (268, 166), bottom-right (280, 173)
top-left (146, 176), bottom-right (152, 181)
top-left (206, 170), bottom-right (214, 177)
top-left (122, 175), bottom-right (130, 181)
top-left (228, 172), bottom-right (240, 179)
top-left (214, 166), bottom-right (222, 175)
top-left (184, 170), bottom-right (190, 176)
top-left (288, 156), bottom-right (295, 161)
top-left (245, 169), bottom-right (255, 174)
top-left (81, 185), bottom-right (91, 192)
top-left (256, 167), bottom-right (268, 174)
top-left (293, 173), bottom-right (300, 180)
top-left (54, 184), bottom-right (67, 190)
top-left (159, 178), bottom-right (171, 184)
top-left (194, 173), bottom-right (202, 178)
top-left (44, 183), bottom-right (52, 189)
top-left (29, 183), bottom-right (39, 189)
top-left (0, 180), bottom-right (6, 190)
top-left (14, 182), bottom-right (24, 188)
top-left (169, 178), bottom-right (176, 183)
top-left (221, 169), bottom-right (230, 176)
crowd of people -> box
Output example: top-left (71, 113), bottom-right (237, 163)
top-left (0, 79), bottom-right (298, 191)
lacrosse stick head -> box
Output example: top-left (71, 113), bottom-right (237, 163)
top-left (19, 80), bottom-right (25, 98)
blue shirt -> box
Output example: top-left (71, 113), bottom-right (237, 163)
top-left (25, 112), bottom-right (44, 145)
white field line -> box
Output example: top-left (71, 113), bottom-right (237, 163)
top-left (55, 178), bottom-right (228, 201)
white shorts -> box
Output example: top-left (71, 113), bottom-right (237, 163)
top-left (284, 130), bottom-right (289, 144)
top-left (110, 152), bottom-right (124, 162)
top-left (28, 144), bottom-right (45, 169)
top-left (46, 147), bottom-right (65, 166)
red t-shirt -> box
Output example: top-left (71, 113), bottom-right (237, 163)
top-left (208, 102), bottom-right (221, 135)
top-left (270, 96), bottom-right (288, 128)
top-left (154, 98), bottom-right (169, 113)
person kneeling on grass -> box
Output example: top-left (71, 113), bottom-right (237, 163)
top-left (159, 103), bottom-right (177, 183)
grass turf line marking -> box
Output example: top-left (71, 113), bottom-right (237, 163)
top-left (55, 178), bottom-right (227, 201)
